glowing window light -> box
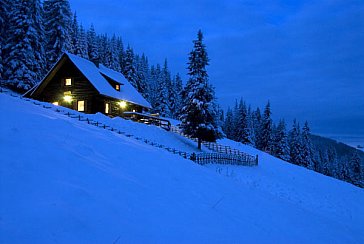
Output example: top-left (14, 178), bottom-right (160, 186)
top-left (65, 78), bottom-right (72, 86)
top-left (77, 100), bottom-right (85, 112)
top-left (115, 84), bottom-right (120, 91)
top-left (119, 101), bottom-right (127, 108)
top-left (64, 95), bottom-right (72, 102)
top-left (53, 102), bottom-right (59, 106)
top-left (105, 103), bottom-right (110, 114)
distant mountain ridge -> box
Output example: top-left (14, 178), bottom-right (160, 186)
top-left (311, 134), bottom-right (364, 163)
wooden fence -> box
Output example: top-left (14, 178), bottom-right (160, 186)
top-left (0, 90), bottom-right (258, 167)
top-left (170, 126), bottom-right (258, 166)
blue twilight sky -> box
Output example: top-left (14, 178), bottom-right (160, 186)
top-left (69, 0), bottom-right (364, 136)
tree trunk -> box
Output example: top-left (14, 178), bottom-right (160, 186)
top-left (198, 138), bottom-right (202, 150)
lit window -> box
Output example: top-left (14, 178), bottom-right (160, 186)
top-left (105, 103), bottom-right (110, 114)
top-left (65, 78), bottom-right (72, 86)
top-left (53, 102), bottom-right (59, 106)
top-left (115, 84), bottom-right (120, 91)
top-left (77, 100), bottom-right (85, 112)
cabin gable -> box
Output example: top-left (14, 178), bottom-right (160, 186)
top-left (31, 56), bottom-right (100, 113)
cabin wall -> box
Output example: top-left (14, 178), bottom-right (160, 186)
top-left (34, 59), bottom-right (99, 113)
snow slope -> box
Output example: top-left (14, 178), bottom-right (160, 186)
top-left (1, 93), bottom-right (363, 243)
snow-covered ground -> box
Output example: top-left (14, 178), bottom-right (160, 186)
top-left (1, 93), bottom-right (363, 243)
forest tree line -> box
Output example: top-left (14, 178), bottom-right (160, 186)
top-left (220, 99), bottom-right (363, 187)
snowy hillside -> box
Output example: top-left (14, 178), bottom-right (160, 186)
top-left (1, 93), bottom-right (364, 243)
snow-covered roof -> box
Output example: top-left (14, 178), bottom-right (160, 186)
top-left (66, 53), bottom-right (151, 108)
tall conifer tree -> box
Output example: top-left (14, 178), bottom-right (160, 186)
top-left (43, 0), bottom-right (72, 68)
top-left (180, 30), bottom-right (220, 149)
top-left (4, 0), bottom-right (45, 91)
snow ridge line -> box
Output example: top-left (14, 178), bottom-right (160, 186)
top-left (1, 90), bottom-right (257, 166)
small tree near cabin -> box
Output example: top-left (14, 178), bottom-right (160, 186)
top-left (180, 30), bottom-right (220, 149)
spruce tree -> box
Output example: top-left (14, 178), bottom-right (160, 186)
top-left (272, 119), bottom-right (290, 161)
top-left (235, 99), bottom-right (253, 145)
top-left (4, 0), bottom-right (45, 91)
top-left (87, 24), bottom-right (98, 61)
top-left (258, 101), bottom-right (273, 152)
top-left (69, 12), bottom-right (78, 54)
top-left (180, 30), bottom-right (220, 149)
top-left (301, 121), bottom-right (314, 169)
top-left (116, 37), bottom-right (125, 71)
top-left (224, 107), bottom-right (234, 139)
top-left (172, 73), bottom-right (183, 117)
top-left (43, 0), bottom-right (72, 69)
top-left (104, 35), bottom-right (120, 71)
top-left (76, 24), bottom-right (88, 59)
top-left (253, 107), bottom-right (262, 146)
top-left (348, 152), bottom-right (362, 186)
top-left (135, 53), bottom-right (149, 100)
top-left (289, 119), bottom-right (304, 165)
top-left (123, 45), bottom-right (139, 90)
top-left (154, 63), bottom-right (170, 117)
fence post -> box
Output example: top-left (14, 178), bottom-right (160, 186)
top-left (255, 155), bottom-right (259, 165)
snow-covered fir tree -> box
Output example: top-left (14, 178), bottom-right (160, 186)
top-left (163, 59), bottom-right (174, 117)
top-left (272, 119), bottom-right (290, 161)
top-left (43, 0), bottom-right (72, 69)
top-left (116, 37), bottom-right (125, 71)
top-left (252, 107), bottom-right (262, 146)
top-left (154, 63), bottom-right (170, 116)
top-left (319, 148), bottom-right (330, 175)
top-left (171, 73), bottom-right (183, 117)
top-left (246, 106), bottom-right (256, 145)
top-left (104, 35), bottom-right (120, 71)
top-left (347, 152), bottom-right (362, 186)
top-left (87, 24), bottom-right (98, 61)
top-left (301, 121), bottom-right (314, 169)
top-left (257, 101), bottom-right (273, 152)
top-left (134, 53), bottom-right (149, 100)
top-left (123, 45), bottom-right (139, 90)
top-left (223, 107), bottom-right (234, 139)
top-left (76, 24), bottom-right (88, 59)
top-left (180, 30), bottom-right (221, 149)
top-left (97, 34), bottom-right (108, 65)
top-left (235, 99), bottom-right (254, 145)
top-left (231, 100), bottom-right (240, 141)
top-left (288, 119), bottom-right (304, 165)
top-left (4, 0), bottom-right (45, 91)
top-left (69, 12), bottom-right (78, 54)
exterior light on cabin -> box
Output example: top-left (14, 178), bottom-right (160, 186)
top-left (53, 102), bottom-right (59, 106)
top-left (119, 101), bottom-right (127, 109)
top-left (115, 84), bottom-right (120, 91)
top-left (64, 95), bottom-right (73, 102)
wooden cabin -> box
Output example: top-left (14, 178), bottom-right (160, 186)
top-left (24, 52), bottom-right (151, 117)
